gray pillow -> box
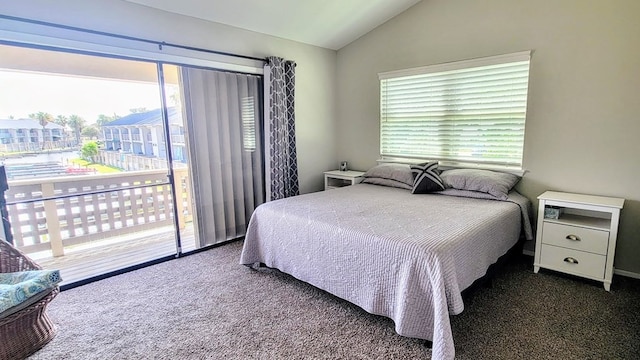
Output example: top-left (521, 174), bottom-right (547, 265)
top-left (440, 169), bottom-right (520, 200)
top-left (362, 163), bottom-right (414, 188)
top-left (436, 188), bottom-right (507, 201)
top-left (361, 177), bottom-right (412, 190)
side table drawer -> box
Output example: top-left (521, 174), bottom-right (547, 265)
top-left (540, 245), bottom-right (606, 279)
top-left (541, 222), bottom-right (609, 255)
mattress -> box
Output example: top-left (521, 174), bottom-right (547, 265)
top-left (240, 183), bottom-right (532, 359)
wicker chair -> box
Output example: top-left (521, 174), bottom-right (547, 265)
top-left (0, 240), bottom-right (60, 360)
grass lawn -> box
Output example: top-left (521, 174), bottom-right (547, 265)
top-left (70, 158), bottom-right (122, 173)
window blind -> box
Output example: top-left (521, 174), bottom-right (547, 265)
top-left (242, 96), bottom-right (257, 151)
top-left (379, 51), bottom-right (531, 168)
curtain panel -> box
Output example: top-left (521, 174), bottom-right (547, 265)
top-left (180, 67), bottom-right (264, 247)
top-left (265, 57), bottom-right (299, 201)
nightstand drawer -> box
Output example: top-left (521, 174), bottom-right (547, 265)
top-left (541, 222), bottom-right (609, 255)
top-left (540, 245), bottom-right (606, 279)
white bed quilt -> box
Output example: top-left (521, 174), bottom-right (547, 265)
top-left (240, 184), bottom-right (532, 359)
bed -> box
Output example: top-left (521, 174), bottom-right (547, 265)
top-left (240, 164), bottom-right (533, 359)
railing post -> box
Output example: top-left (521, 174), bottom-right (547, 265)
top-left (41, 182), bottom-right (64, 257)
top-left (174, 167), bottom-right (186, 230)
top-left (0, 166), bottom-right (13, 244)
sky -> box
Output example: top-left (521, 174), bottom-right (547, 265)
top-left (0, 70), bottom-right (177, 123)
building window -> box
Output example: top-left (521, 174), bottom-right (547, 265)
top-left (379, 51), bottom-right (531, 169)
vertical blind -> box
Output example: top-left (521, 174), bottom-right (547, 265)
top-left (379, 51), bottom-right (531, 168)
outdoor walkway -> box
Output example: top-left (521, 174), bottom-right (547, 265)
top-left (34, 225), bottom-right (197, 286)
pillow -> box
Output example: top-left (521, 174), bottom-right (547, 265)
top-left (361, 177), bottom-right (412, 190)
top-left (440, 168), bottom-right (520, 200)
top-left (410, 162), bottom-right (444, 194)
top-left (0, 270), bottom-right (61, 314)
top-left (362, 163), bottom-right (414, 189)
top-left (436, 188), bottom-right (508, 201)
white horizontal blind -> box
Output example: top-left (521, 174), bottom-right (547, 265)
top-left (379, 52), bottom-right (531, 168)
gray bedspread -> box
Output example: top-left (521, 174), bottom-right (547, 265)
top-left (240, 184), bottom-right (532, 360)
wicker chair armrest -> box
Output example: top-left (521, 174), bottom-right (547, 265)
top-left (0, 240), bottom-right (42, 273)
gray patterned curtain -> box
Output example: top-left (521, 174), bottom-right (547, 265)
top-left (265, 56), bottom-right (299, 201)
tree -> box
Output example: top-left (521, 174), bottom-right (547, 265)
top-left (67, 114), bottom-right (86, 145)
top-left (96, 113), bottom-right (120, 126)
top-left (129, 107), bottom-right (148, 114)
top-left (28, 112), bottom-right (54, 150)
top-left (54, 115), bottom-right (68, 127)
top-left (53, 115), bottom-right (70, 146)
top-left (81, 141), bottom-right (98, 162)
top-left (81, 125), bottom-right (99, 139)
top-left (168, 87), bottom-right (181, 108)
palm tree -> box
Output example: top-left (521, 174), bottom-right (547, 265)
top-left (54, 115), bottom-right (71, 147)
top-left (28, 112), bottom-right (54, 150)
top-left (96, 113), bottom-right (120, 126)
top-left (54, 115), bottom-right (68, 127)
top-left (68, 114), bottom-right (86, 146)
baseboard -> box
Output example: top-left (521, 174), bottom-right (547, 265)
top-left (614, 269), bottom-right (640, 279)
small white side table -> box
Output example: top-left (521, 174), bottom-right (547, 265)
top-left (323, 170), bottom-right (365, 190)
top-left (533, 191), bottom-right (624, 291)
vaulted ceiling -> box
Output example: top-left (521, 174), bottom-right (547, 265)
top-left (124, 0), bottom-right (422, 50)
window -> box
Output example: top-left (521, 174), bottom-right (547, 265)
top-left (379, 51), bottom-right (531, 169)
top-left (241, 96), bottom-right (257, 151)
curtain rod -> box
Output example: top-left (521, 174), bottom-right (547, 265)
top-left (0, 14), bottom-right (268, 63)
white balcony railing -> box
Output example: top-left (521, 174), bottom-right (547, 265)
top-left (171, 134), bottom-right (185, 144)
top-left (96, 150), bottom-right (169, 171)
top-left (5, 168), bottom-right (193, 256)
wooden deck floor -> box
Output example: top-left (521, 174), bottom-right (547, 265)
top-left (34, 225), bottom-right (197, 287)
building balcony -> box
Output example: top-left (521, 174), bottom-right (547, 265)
top-left (4, 168), bottom-right (195, 286)
top-left (171, 134), bottom-right (185, 144)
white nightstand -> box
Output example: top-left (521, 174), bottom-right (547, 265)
top-left (533, 191), bottom-right (624, 291)
top-left (323, 170), bottom-right (365, 190)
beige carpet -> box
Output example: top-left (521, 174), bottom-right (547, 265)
top-left (28, 240), bottom-right (640, 359)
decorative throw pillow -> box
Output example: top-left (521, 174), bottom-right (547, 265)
top-left (410, 162), bottom-right (445, 194)
top-left (0, 270), bottom-right (61, 314)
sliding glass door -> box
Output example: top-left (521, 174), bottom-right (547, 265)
top-left (161, 64), bottom-right (264, 251)
top-left (0, 41), bottom-right (265, 286)
top-left (0, 44), bottom-right (184, 285)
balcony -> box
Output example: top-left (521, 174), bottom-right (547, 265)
top-left (5, 168), bottom-right (195, 286)
top-left (171, 134), bottom-right (185, 144)
top-left (97, 150), bottom-right (168, 171)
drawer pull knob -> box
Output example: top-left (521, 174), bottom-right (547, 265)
top-left (566, 234), bottom-right (581, 241)
top-left (564, 257), bottom-right (579, 264)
